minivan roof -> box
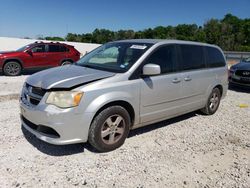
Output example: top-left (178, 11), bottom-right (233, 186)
top-left (116, 39), bottom-right (218, 48)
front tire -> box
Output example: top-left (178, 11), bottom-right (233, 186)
top-left (88, 106), bottom-right (131, 152)
top-left (201, 87), bottom-right (221, 115)
top-left (3, 61), bottom-right (22, 76)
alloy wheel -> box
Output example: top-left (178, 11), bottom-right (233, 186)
top-left (101, 115), bottom-right (125, 145)
top-left (209, 92), bottom-right (219, 111)
top-left (4, 62), bottom-right (21, 76)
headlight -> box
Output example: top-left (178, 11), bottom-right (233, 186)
top-left (46, 91), bottom-right (83, 108)
top-left (229, 67), bottom-right (236, 73)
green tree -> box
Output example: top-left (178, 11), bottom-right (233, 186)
top-left (45, 36), bottom-right (65, 41)
top-left (175, 24), bottom-right (198, 41)
top-left (204, 19), bottom-right (221, 45)
top-left (63, 14), bottom-right (250, 51)
top-left (153, 26), bottom-right (167, 39)
top-left (66, 33), bottom-right (78, 42)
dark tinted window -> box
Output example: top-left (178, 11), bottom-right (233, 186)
top-left (48, 45), bottom-right (60, 52)
top-left (146, 45), bottom-right (176, 74)
top-left (206, 47), bottom-right (225, 67)
top-left (179, 45), bottom-right (205, 70)
top-left (31, 45), bottom-right (45, 53)
top-left (60, 45), bottom-right (69, 52)
top-left (48, 45), bottom-right (68, 52)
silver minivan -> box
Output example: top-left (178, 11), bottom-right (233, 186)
top-left (20, 39), bottom-right (228, 152)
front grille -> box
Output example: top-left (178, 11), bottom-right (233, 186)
top-left (32, 87), bottom-right (46, 96)
top-left (30, 97), bottom-right (40, 105)
top-left (235, 70), bottom-right (250, 77)
top-left (21, 115), bottom-right (60, 138)
top-left (232, 78), bottom-right (250, 84)
top-left (23, 83), bottom-right (46, 106)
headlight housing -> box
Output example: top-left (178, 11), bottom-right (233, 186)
top-left (46, 91), bottom-right (83, 108)
top-left (229, 66), bottom-right (236, 72)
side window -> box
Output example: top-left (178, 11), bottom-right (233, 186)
top-left (31, 45), bottom-right (45, 53)
top-left (206, 47), bottom-right (225, 67)
top-left (48, 45), bottom-right (61, 52)
top-left (146, 45), bottom-right (176, 74)
top-left (179, 45), bottom-right (205, 70)
top-left (59, 45), bottom-right (69, 52)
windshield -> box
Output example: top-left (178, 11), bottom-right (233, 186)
top-left (16, 44), bottom-right (32, 52)
top-left (243, 57), bottom-right (250, 63)
top-left (76, 42), bottom-right (152, 73)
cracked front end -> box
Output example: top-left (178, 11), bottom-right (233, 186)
top-left (20, 83), bottom-right (93, 145)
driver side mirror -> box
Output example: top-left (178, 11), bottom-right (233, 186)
top-left (25, 50), bottom-right (33, 56)
top-left (142, 64), bottom-right (161, 76)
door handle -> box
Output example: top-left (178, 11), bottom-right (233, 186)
top-left (184, 76), bottom-right (192, 81)
top-left (172, 78), bottom-right (181, 83)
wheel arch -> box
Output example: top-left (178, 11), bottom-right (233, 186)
top-left (91, 100), bottom-right (135, 128)
top-left (214, 84), bottom-right (223, 96)
top-left (206, 81), bottom-right (225, 100)
top-left (3, 58), bottom-right (23, 69)
top-left (60, 59), bottom-right (74, 65)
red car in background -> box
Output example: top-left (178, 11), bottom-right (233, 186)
top-left (0, 42), bottom-right (81, 76)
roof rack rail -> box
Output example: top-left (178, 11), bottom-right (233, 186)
top-left (34, 41), bottom-right (44, 44)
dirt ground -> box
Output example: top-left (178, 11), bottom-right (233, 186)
top-left (0, 75), bottom-right (249, 188)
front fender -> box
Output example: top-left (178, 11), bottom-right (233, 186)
top-left (85, 91), bottom-right (135, 113)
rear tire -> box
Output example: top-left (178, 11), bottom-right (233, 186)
top-left (88, 106), bottom-right (131, 152)
top-left (201, 88), bottom-right (221, 115)
top-left (3, 61), bottom-right (22, 76)
top-left (61, 60), bottom-right (73, 66)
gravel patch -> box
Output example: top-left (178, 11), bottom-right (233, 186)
top-left (0, 76), bottom-right (249, 187)
top-left (0, 75), bottom-right (28, 95)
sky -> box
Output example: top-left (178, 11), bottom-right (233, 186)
top-left (0, 0), bottom-right (249, 39)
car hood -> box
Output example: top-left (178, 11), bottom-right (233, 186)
top-left (0, 51), bottom-right (15, 54)
top-left (0, 51), bottom-right (23, 57)
top-left (0, 51), bottom-right (16, 54)
top-left (26, 65), bottom-right (116, 90)
top-left (232, 62), bottom-right (250, 70)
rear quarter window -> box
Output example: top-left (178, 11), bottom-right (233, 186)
top-left (206, 47), bottom-right (225, 67)
top-left (60, 45), bottom-right (69, 52)
top-left (48, 45), bottom-right (69, 52)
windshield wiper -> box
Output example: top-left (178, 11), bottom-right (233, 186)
top-left (86, 64), bottom-right (96, 68)
top-left (77, 64), bottom-right (94, 68)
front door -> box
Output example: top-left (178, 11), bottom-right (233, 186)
top-left (30, 44), bottom-right (49, 68)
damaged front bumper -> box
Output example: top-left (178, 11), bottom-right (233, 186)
top-left (20, 87), bottom-right (94, 145)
